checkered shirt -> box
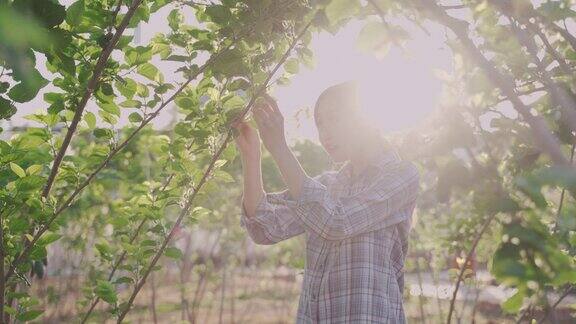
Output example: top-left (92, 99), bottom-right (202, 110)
top-left (239, 146), bottom-right (420, 323)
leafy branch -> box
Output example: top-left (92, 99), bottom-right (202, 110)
top-left (41, 0), bottom-right (144, 199)
top-left (411, 0), bottom-right (570, 166)
top-left (115, 14), bottom-right (317, 322)
top-left (4, 39), bottom-right (237, 284)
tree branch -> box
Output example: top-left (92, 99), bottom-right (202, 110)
top-left (4, 39), bottom-right (237, 284)
top-left (409, 0), bottom-right (570, 166)
top-left (115, 14), bottom-right (316, 322)
top-left (41, 0), bottom-right (144, 199)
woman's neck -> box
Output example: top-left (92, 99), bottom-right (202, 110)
top-left (348, 134), bottom-right (388, 178)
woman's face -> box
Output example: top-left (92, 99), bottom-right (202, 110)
top-left (314, 97), bottom-right (362, 163)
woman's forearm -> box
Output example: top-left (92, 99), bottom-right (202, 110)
top-left (241, 153), bottom-right (266, 218)
top-left (269, 145), bottom-right (307, 201)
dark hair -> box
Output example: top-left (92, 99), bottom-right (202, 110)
top-left (314, 80), bottom-right (360, 120)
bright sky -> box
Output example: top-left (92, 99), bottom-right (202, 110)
top-left (2, 3), bottom-right (452, 146)
top-left (274, 18), bottom-right (451, 144)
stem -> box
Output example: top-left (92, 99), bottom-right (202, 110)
top-left (414, 255), bottom-right (427, 324)
top-left (409, 0), bottom-right (570, 166)
top-left (41, 0), bottom-right (144, 199)
top-left (539, 285), bottom-right (574, 323)
top-left (506, 18), bottom-right (576, 133)
top-left (446, 212), bottom-right (497, 324)
top-left (554, 142), bottom-right (576, 231)
top-left (4, 42), bottom-right (234, 284)
top-left (115, 15), bottom-right (316, 322)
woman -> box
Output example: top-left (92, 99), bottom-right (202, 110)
top-left (232, 80), bottom-right (420, 323)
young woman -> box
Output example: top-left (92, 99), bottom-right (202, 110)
top-left (232, 81), bottom-right (420, 323)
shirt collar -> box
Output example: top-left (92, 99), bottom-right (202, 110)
top-left (336, 142), bottom-right (401, 182)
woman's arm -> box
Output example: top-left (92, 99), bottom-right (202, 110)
top-left (240, 150), bottom-right (266, 219)
top-left (252, 94), bottom-right (421, 241)
top-left (233, 117), bottom-right (305, 245)
top-left (250, 95), bottom-right (308, 201)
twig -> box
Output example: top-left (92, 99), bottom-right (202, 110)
top-left (4, 39), bottom-right (237, 284)
top-left (411, 0), bottom-right (570, 166)
top-left (506, 18), bottom-right (576, 133)
top-left (446, 212), bottom-right (497, 324)
top-left (41, 0), bottom-right (144, 199)
top-left (115, 13), bottom-right (316, 323)
top-left (538, 285), bottom-right (574, 323)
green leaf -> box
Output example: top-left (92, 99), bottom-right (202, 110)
top-left (26, 164), bottom-right (42, 175)
top-left (98, 101), bottom-right (120, 117)
top-left (137, 63), bottom-right (162, 82)
top-left (205, 4), bottom-right (231, 24)
top-left (66, 0), bottom-right (85, 26)
top-left (168, 8), bottom-right (183, 30)
top-left (0, 82), bottom-right (9, 93)
top-left (39, 233), bottom-right (62, 246)
top-left (10, 162), bottom-right (26, 178)
top-left (7, 70), bottom-right (49, 103)
top-left (120, 99), bottom-right (142, 108)
top-left (502, 289), bottom-right (525, 313)
top-left (165, 247), bottom-right (183, 259)
top-left (16, 309), bottom-right (43, 321)
top-left (128, 112), bottom-right (143, 123)
top-left (175, 96), bottom-right (196, 110)
top-left (115, 78), bottom-right (137, 99)
top-left (114, 276), bottom-right (134, 284)
top-left (84, 111), bottom-right (96, 129)
top-left (136, 83), bottom-right (149, 97)
top-left (213, 170), bottom-right (235, 183)
top-left (95, 280), bottom-right (117, 304)
top-left (284, 58), bottom-right (299, 74)
top-left (228, 78), bottom-right (250, 91)
top-left (124, 46), bottom-right (152, 66)
top-left (0, 96), bottom-right (17, 120)
top-left (356, 21), bottom-right (388, 52)
top-left (325, 0), bottom-right (360, 25)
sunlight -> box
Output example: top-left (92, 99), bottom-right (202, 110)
top-left (275, 18), bottom-right (453, 145)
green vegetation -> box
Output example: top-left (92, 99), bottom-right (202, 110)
top-left (0, 0), bottom-right (575, 322)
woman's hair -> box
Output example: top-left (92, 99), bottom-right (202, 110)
top-left (315, 80), bottom-right (396, 152)
top-left (314, 80), bottom-right (383, 134)
top-left (314, 80), bottom-right (361, 118)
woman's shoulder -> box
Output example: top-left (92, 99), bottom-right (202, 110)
top-left (312, 170), bottom-right (339, 185)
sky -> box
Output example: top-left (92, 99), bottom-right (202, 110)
top-left (2, 2), bottom-right (453, 145)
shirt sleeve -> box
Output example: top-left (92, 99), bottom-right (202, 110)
top-left (239, 174), bottom-right (328, 244)
top-left (286, 160), bottom-right (421, 241)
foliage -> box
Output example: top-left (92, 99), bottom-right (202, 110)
top-left (0, 0), bottom-right (575, 322)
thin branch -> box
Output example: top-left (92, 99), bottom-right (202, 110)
top-left (440, 4), bottom-right (467, 10)
top-left (366, 0), bottom-right (408, 52)
top-left (82, 133), bottom-right (197, 321)
top-left (506, 18), bottom-right (576, 133)
top-left (79, 174), bottom-right (174, 323)
top-left (538, 285), bottom-right (574, 323)
top-left (41, 0), bottom-right (144, 199)
top-left (115, 14), bottom-right (316, 322)
top-left (526, 21), bottom-right (573, 77)
top-left (4, 40), bottom-right (237, 284)
top-left (446, 212), bottom-right (497, 324)
top-left (408, 0), bottom-right (570, 167)
top-left (554, 142), bottom-right (576, 231)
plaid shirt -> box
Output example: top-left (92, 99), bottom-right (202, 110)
top-left (240, 145), bottom-right (420, 323)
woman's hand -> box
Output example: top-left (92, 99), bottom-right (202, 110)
top-left (232, 118), bottom-right (261, 160)
top-left (252, 93), bottom-right (289, 156)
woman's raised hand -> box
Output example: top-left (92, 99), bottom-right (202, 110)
top-left (252, 94), bottom-right (288, 155)
top-left (232, 117), bottom-right (261, 159)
